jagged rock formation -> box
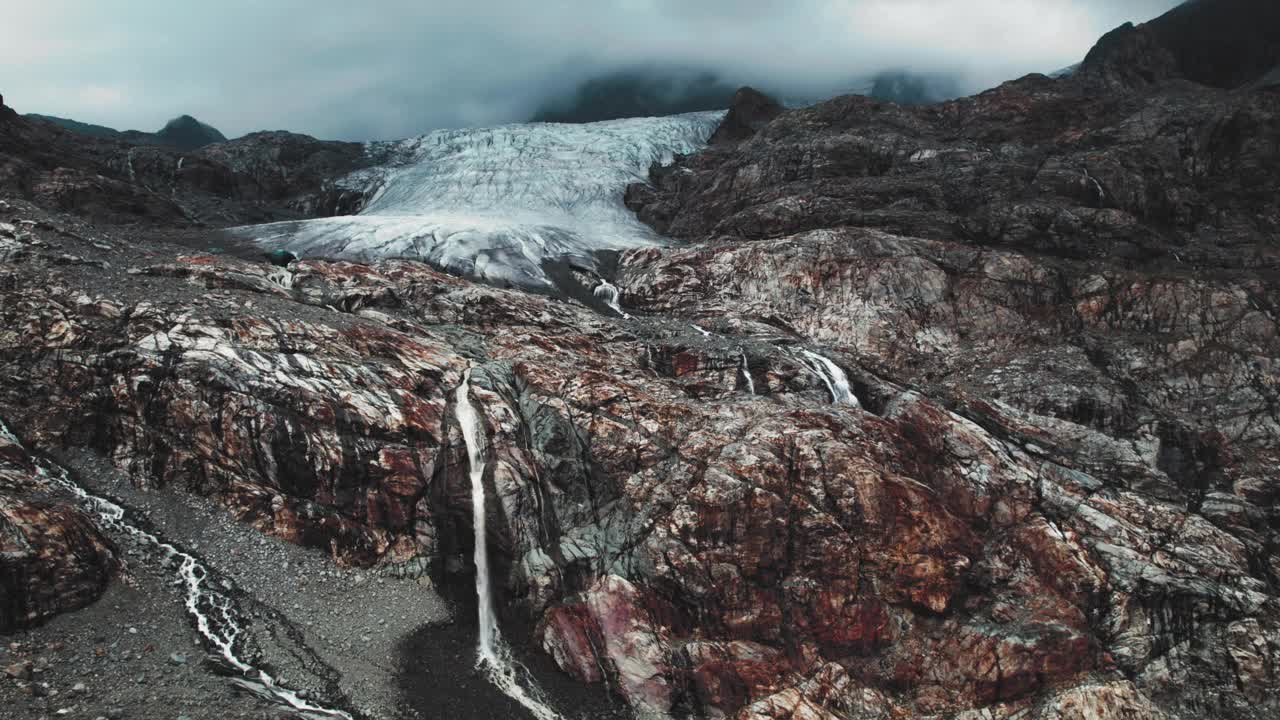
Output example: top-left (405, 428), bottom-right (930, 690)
top-left (1078, 0), bottom-right (1280, 91)
top-left (0, 1), bottom-right (1278, 718)
top-left (707, 87), bottom-right (784, 146)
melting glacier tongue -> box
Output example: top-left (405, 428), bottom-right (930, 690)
top-left (242, 112), bottom-right (724, 289)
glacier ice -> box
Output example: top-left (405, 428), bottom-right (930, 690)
top-left (239, 112), bottom-right (725, 289)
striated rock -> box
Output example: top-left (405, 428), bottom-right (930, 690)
top-left (583, 575), bottom-right (674, 714)
top-left (0, 179), bottom-right (1275, 716)
top-left (0, 426), bottom-right (116, 632)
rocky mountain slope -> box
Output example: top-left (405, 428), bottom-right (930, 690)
top-left (1, 99), bottom-right (370, 227)
top-left (1, 2), bottom-right (1278, 719)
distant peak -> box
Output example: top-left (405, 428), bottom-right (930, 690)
top-left (708, 86), bottom-right (783, 145)
top-left (155, 114), bottom-right (227, 150)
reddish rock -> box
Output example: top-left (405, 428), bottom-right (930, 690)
top-left (0, 430), bottom-right (116, 632)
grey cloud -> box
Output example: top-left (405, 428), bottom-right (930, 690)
top-left (1, 0), bottom-right (1184, 141)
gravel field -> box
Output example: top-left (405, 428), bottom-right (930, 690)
top-left (2, 449), bottom-right (452, 720)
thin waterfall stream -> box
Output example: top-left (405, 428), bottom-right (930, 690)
top-left (592, 280), bottom-right (631, 319)
top-left (453, 369), bottom-right (564, 720)
top-left (0, 420), bottom-right (353, 720)
top-left (801, 350), bottom-right (860, 407)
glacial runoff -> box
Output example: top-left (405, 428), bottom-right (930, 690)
top-left (241, 112), bottom-right (725, 288)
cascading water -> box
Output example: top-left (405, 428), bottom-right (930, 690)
top-left (801, 350), bottom-right (860, 407)
top-left (453, 370), bottom-right (563, 720)
top-left (739, 348), bottom-right (756, 396)
top-left (592, 280), bottom-right (630, 319)
top-left (1083, 167), bottom-right (1107, 207)
top-left (241, 112), bottom-right (724, 290)
top-left (0, 421), bottom-right (351, 720)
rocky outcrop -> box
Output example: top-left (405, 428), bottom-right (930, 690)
top-left (0, 422), bottom-right (116, 632)
top-left (625, 73), bottom-right (1280, 271)
top-left (1079, 0), bottom-right (1280, 91)
top-left (149, 115), bottom-right (228, 151)
top-left (707, 87), bottom-right (784, 145)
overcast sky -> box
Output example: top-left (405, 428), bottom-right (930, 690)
top-left (1, 0), bottom-right (1183, 141)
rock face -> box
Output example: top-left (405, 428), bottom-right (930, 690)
top-left (0, 423), bottom-right (116, 632)
top-left (707, 88), bottom-right (784, 145)
top-left (0, 3), bottom-right (1278, 719)
top-left (1078, 0), bottom-right (1280, 91)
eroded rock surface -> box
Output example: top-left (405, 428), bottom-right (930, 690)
top-left (0, 424), bottom-right (116, 632)
top-left (0, 3), bottom-right (1278, 718)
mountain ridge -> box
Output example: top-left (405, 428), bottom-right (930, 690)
top-left (23, 111), bottom-right (228, 151)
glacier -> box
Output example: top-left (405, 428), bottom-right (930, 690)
top-left (239, 112), bottom-right (725, 289)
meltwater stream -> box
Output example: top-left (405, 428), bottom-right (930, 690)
top-left (0, 421), bottom-right (352, 720)
top-left (801, 350), bottom-right (860, 407)
top-left (453, 370), bottom-right (563, 720)
top-left (592, 280), bottom-right (631, 319)
top-left (243, 112), bottom-right (724, 290)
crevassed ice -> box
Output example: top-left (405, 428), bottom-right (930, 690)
top-left (240, 112), bottom-right (725, 288)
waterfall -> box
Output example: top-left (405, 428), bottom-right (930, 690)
top-left (268, 268), bottom-right (296, 290)
top-left (453, 370), bottom-right (562, 720)
top-left (691, 324), bottom-right (712, 338)
top-left (0, 421), bottom-right (351, 720)
top-left (801, 350), bottom-right (860, 407)
top-left (739, 348), bottom-right (756, 396)
top-left (592, 280), bottom-right (630, 319)
top-left (1083, 168), bottom-right (1106, 206)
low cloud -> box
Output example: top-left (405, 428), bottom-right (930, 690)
top-left (1, 0), bottom-right (1184, 140)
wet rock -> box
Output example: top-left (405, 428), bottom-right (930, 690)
top-left (0, 436), bottom-right (116, 632)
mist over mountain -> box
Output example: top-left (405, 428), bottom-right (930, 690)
top-left (865, 70), bottom-right (963, 105)
top-left (530, 68), bottom-right (738, 123)
top-left (529, 66), bottom-right (966, 125)
top-left (1, 0), bottom-right (1184, 139)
